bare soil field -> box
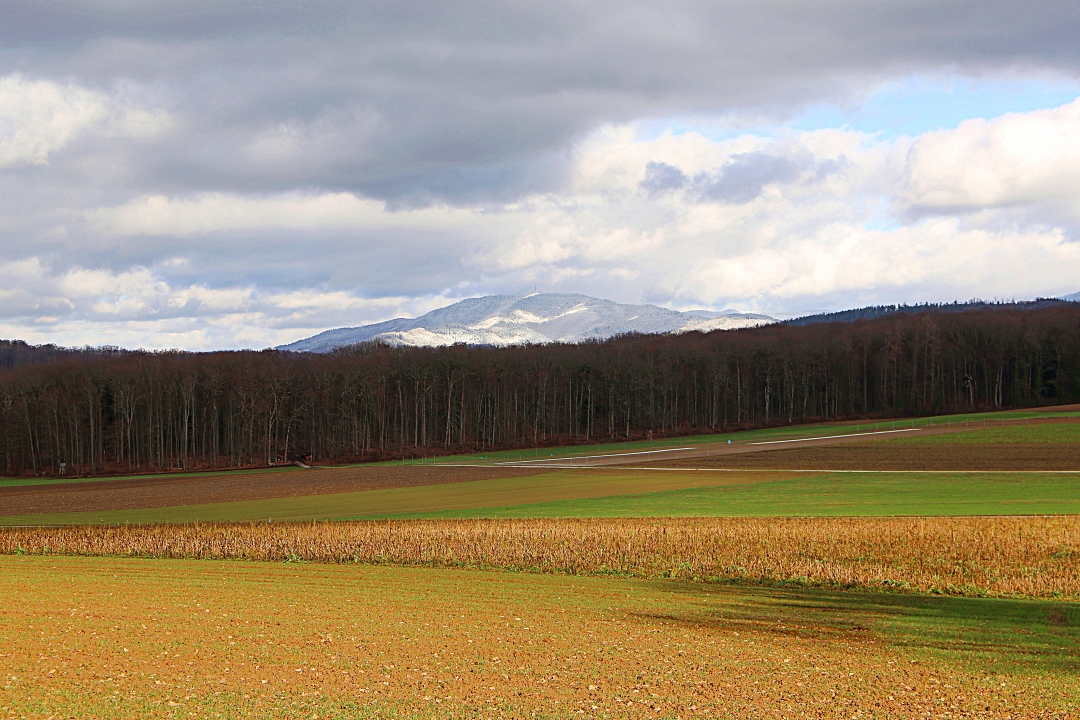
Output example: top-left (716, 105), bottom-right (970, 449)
top-left (0, 465), bottom-right (548, 517)
top-left (3, 555), bottom-right (1078, 719)
top-left (640, 442), bottom-right (1080, 471)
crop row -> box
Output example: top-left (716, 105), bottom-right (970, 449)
top-left (2, 516), bottom-right (1078, 598)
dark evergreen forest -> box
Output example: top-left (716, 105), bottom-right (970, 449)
top-left (2, 305), bottom-right (1079, 476)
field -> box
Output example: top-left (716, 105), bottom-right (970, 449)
top-left (0, 465), bottom-right (549, 521)
top-left (7, 468), bottom-right (1079, 524)
top-left (403, 471), bottom-right (1080, 519)
top-left (4, 516), bottom-right (1079, 598)
top-left (4, 555), bottom-right (1079, 719)
top-left (650, 441), bottom-right (1080, 470)
top-left (5, 412), bottom-right (1080, 525)
top-left (3, 409), bottom-right (1080, 717)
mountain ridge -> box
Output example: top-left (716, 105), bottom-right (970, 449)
top-left (278, 293), bottom-right (777, 352)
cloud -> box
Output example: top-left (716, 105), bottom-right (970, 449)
top-left (0, 74), bottom-right (170, 168)
top-left (91, 192), bottom-right (411, 235)
top-left (903, 98), bottom-right (1080, 213)
top-left (0, 255), bottom-right (460, 349)
top-left (53, 103), bottom-right (1080, 336)
top-left (696, 153), bottom-right (802, 203)
top-left (1, 3), bottom-right (1080, 348)
top-left (469, 114), bottom-right (1080, 312)
top-left (694, 152), bottom-right (838, 204)
top-left (640, 162), bottom-right (687, 197)
top-left (0, 75), bottom-right (108, 166)
top-left (643, 150), bottom-right (839, 204)
top-left (2, 2), bottom-right (1079, 202)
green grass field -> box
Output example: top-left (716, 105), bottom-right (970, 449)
top-left (891, 422), bottom-right (1080, 444)
top-left (399, 471), bottom-right (1080, 519)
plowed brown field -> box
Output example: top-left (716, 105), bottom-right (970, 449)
top-left (0, 465), bottom-right (548, 517)
top-left (639, 442), bottom-right (1080, 471)
top-left (3, 555), bottom-right (1077, 719)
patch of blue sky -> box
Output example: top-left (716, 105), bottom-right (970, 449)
top-left (790, 75), bottom-right (1079, 138)
top-left (637, 74), bottom-right (1079, 144)
top-left (862, 217), bottom-right (902, 233)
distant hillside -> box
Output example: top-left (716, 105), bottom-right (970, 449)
top-left (785, 298), bottom-right (1079, 327)
top-left (279, 293), bottom-right (776, 352)
top-left (0, 340), bottom-right (126, 369)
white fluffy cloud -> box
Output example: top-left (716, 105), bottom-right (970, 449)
top-left (0, 256), bottom-right (457, 350)
top-left (0, 74), bottom-right (169, 167)
top-left (0, 75), bottom-right (107, 166)
top-left (904, 99), bottom-right (1080, 211)
top-left (89, 192), bottom-right (479, 236)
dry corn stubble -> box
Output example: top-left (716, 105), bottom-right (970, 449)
top-left (3, 516), bottom-right (1078, 598)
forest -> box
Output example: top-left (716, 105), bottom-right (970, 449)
top-left (1, 304), bottom-right (1079, 476)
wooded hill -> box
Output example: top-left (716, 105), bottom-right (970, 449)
top-left (2, 304), bottom-right (1079, 476)
top-left (785, 298), bottom-right (1075, 326)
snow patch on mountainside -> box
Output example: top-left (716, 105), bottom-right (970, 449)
top-left (678, 315), bottom-right (774, 333)
top-left (278, 293), bottom-right (776, 352)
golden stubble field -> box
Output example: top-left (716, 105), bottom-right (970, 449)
top-left (4, 515), bottom-right (1079, 598)
top-left (3, 554), bottom-right (1077, 720)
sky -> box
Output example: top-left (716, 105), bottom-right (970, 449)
top-left (3, 1), bottom-right (1080, 350)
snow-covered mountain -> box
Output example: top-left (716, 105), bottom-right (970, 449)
top-left (279, 294), bottom-right (776, 352)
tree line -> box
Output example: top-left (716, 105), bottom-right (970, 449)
top-left (1, 305), bottom-right (1078, 476)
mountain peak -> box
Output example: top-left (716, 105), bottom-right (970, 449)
top-left (278, 293), bottom-right (776, 352)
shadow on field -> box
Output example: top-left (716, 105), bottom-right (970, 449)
top-left (634, 582), bottom-right (1080, 675)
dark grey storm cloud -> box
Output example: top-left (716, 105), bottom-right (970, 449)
top-left (4, 0), bottom-right (1080, 204)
